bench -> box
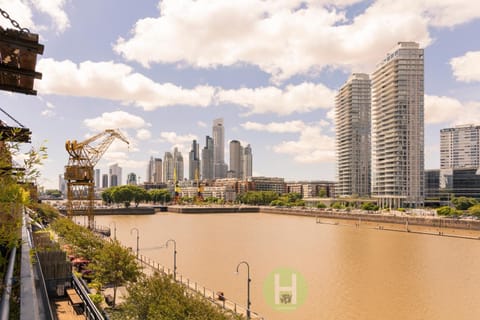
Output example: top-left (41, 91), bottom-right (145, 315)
top-left (66, 288), bottom-right (84, 313)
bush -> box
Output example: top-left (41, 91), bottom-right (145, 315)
top-left (468, 204), bottom-right (480, 217)
top-left (437, 206), bottom-right (460, 216)
top-left (361, 202), bottom-right (379, 211)
top-left (316, 203), bottom-right (327, 209)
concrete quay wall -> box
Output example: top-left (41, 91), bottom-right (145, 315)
top-left (260, 207), bottom-right (480, 231)
top-left (168, 205), bottom-right (259, 214)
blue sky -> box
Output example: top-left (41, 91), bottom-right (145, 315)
top-left (1, 0), bottom-right (479, 189)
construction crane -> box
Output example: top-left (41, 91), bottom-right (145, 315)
top-left (64, 129), bottom-right (129, 229)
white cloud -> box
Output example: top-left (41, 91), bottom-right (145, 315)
top-left (218, 83), bottom-right (335, 115)
top-left (159, 131), bottom-right (197, 145)
top-left (425, 95), bottom-right (480, 125)
top-left (242, 120), bottom-right (335, 163)
top-left (0, 0), bottom-right (69, 33)
top-left (450, 51), bottom-right (480, 83)
top-left (197, 121), bottom-right (207, 128)
top-left (136, 128), bottom-right (151, 140)
top-left (83, 111), bottom-right (148, 131)
top-left (32, 0), bottom-right (70, 32)
top-left (242, 120), bottom-right (308, 133)
top-left (274, 125), bottom-right (335, 163)
top-left (41, 109), bottom-right (55, 117)
top-left (114, 0), bottom-right (438, 82)
top-left (36, 59), bottom-right (215, 110)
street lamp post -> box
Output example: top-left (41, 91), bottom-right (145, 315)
top-left (236, 261), bottom-right (251, 319)
top-left (130, 227), bottom-right (139, 258)
top-left (165, 239), bottom-right (177, 281)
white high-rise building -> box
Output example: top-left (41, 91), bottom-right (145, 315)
top-left (94, 169), bottom-right (101, 189)
top-left (440, 124), bottom-right (480, 169)
top-left (163, 152), bottom-right (174, 182)
top-left (147, 157), bottom-right (163, 183)
top-left (173, 147), bottom-right (184, 181)
top-left (213, 118), bottom-right (227, 178)
top-left (335, 73), bottom-right (371, 197)
top-left (109, 163), bottom-right (122, 187)
top-left (229, 140), bottom-right (243, 179)
top-left (371, 42), bottom-right (424, 208)
top-left (243, 144), bottom-right (253, 179)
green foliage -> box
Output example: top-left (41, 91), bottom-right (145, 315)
top-left (451, 197), bottom-right (478, 210)
top-left (45, 189), bottom-right (62, 198)
top-left (318, 187), bottom-right (327, 198)
top-left (330, 202), bottom-right (345, 209)
top-left (89, 293), bottom-right (103, 307)
top-left (115, 273), bottom-right (242, 320)
top-left (467, 204), bottom-right (480, 217)
top-left (102, 185), bottom-right (150, 207)
top-left (91, 239), bottom-right (140, 308)
top-left (148, 189), bottom-right (171, 204)
top-left (361, 202), bottom-right (379, 211)
top-left (237, 191), bottom-right (279, 205)
top-left (316, 203), bottom-right (327, 208)
top-left (436, 206), bottom-right (460, 216)
top-left (28, 202), bottom-right (60, 224)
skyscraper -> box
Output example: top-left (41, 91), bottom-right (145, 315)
top-left (109, 163), bottom-right (122, 187)
top-left (189, 140), bottom-right (200, 180)
top-left (201, 136), bottom-right (214, 180)
top-left (94, 168), bottom-right (101, 189)
top-left (371, 42), bottom-right (424, 208)
top-left (102, 174), bottom-right (108, 188)
top-left (212, 118), bottom-right (227, 178)
top-left (229, 140), bottom-right (243, 179)
top-left (173, 147), bottom-right (184, 181)
top-left (163, 152), bottom-right (174, 182)
top-left (243, 144), bottom-right (253, 179)
top-left (335, 73), bottom-right (371, 197)
top-left (147, 156), bottom-right (154, 183)
top-left (127, 172), bottom-right (137, 185)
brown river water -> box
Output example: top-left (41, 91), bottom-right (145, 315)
top-left (87, 212), bottom-right (480, 320)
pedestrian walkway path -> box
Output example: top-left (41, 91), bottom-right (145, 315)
top-left (137, 254), bottom-right (264, 320)
top-left (52, 299), bottom-right (86, 320)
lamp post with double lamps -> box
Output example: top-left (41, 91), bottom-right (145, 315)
top-left (236, 261), bottom-right (251, 319)
top-left (165, 239), bottom-right (177, 281)
top-left (130, 227), bottom-right (139, 258)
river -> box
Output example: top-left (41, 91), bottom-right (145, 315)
top-left (89, 212), bottom-right (480, 320)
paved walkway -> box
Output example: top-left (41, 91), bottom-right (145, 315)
top-left (52, 299), bottom-right (86, 320)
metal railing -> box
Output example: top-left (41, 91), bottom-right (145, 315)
top-left (72, 275), bottom-right (105, 320)
top-left (137, 254), bottom-right (264, 319)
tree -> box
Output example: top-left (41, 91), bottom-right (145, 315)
top-left (130, 186), bottom-right (149, 207)
top-left (318, 187), bottom-right (327, 198)
top-left (91, 239), bottom-right (140, 308)
top-left (436, 206), bottom-right (459, 216)
top-left (317, 203), bottom-right (327, 208)
top-left (361, 202), bottom-right (379, 211)
top-left (148, 189), bottom-right (171, 204)
top-left (117, 272), bottom-right (241, 320)
top-left (451, 196), bottom-right (478, 211)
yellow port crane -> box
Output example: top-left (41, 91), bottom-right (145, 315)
top-left (64, 129), bottom-right (129, 229)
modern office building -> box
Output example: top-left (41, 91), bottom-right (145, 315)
top-left (201, 135), bottom-right (214, 180)
top-left (243, 144), bottom-right (253, 179)
top-left (173, 147), bottom-right (184, 181)
top-left (126, 172), bottom-right (137, 185)
top-left (102, 174), bottom-right (108, 188)
top-left (440, 124), bottom-right (480, 169)
top-left (212, 118), bottom-right (228, 179)
top-left (229, 140), bottom-right (243, 179)
top-left (189, 140), bottom-right (200, 180)
top-left (94, 169), bottom-right (101, 189)
top-left (109, 163), bottom-right (122, 187)
top-left (371, 42), bottom-right (424, 208)
top-left (163, 152), bottom-right (174, 182)
top-left (58, 174), bottom-right (66, 195)
top-left (335, 73), bottom-right (371, 198)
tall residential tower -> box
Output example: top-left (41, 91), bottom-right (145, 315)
top-left (335, 73), bottom-right (371, 197)
top-left (371, 42), bottom-right (424, 208)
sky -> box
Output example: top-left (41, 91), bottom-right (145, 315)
top-left (1, 0), bottom-right (480, 190)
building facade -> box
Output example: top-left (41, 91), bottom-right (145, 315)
top-left (229, 140), bottom-right (243, 179)
top-left (201, 136), bottom-right (214, 180)
top-left (126, 172), bottom-right (137, 185)
top-left (335, 73), bottom-right (371, 197)
top-left (163, 152), bottom-right (174, 182)
top-left (371, 42), bottom-right (424, 208)
top-left (109, 163), bottom-right (122, 187)
top-left (243, 144), bottom-right (253, 179)
top-left (173, 147), bottom-right (184, 181)
top-left (440, 124), bottom-right (480, 169)
top-left (212, 118), bottom-right (227, 178)
top-left (189, 139), bottom-right (200, 181)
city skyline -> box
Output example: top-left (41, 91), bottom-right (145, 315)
top-left (0, 1), bottom-right (479, 189)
